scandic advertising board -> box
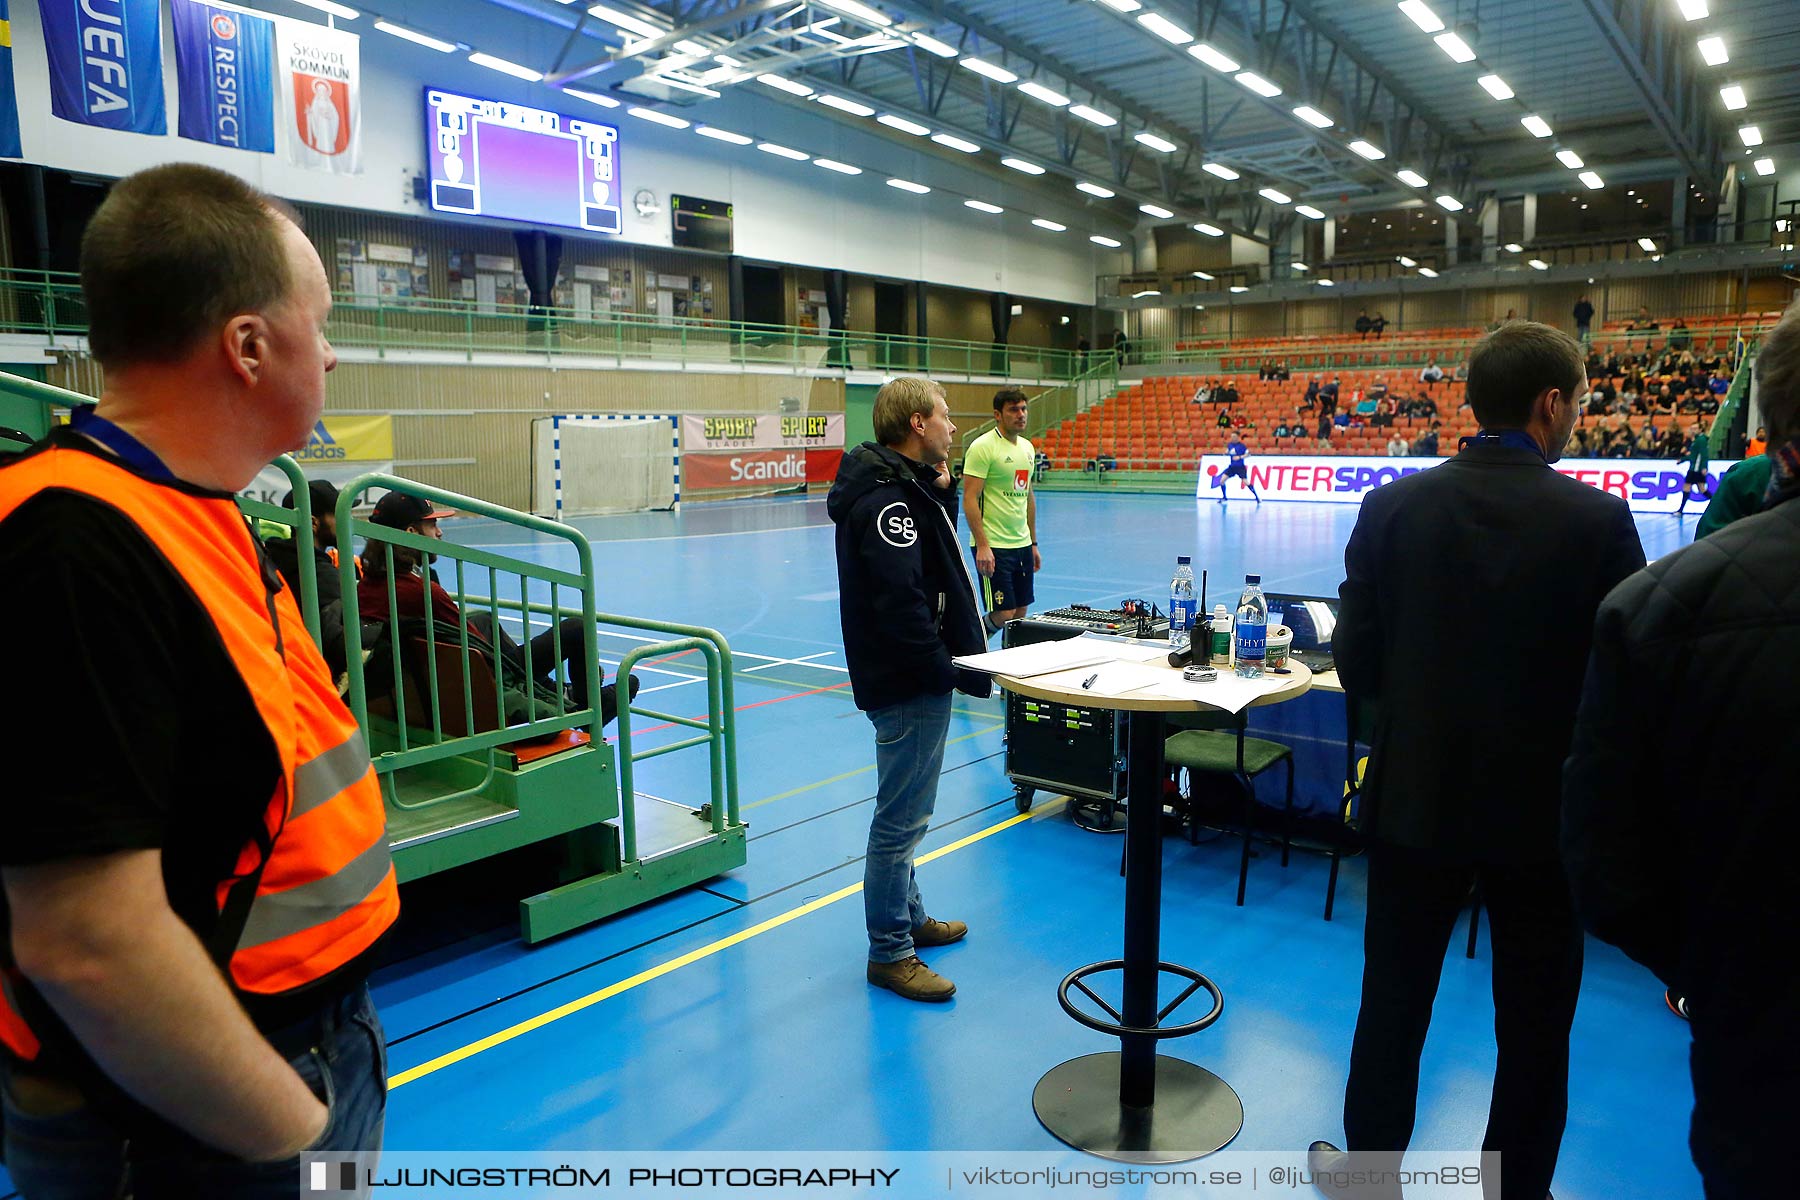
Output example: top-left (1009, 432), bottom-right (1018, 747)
top-left (1199, 454), bottom-right (1736, 514)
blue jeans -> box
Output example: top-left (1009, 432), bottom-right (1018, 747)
top-left (865, 690), bottom-right (953, 963)
top-left (1, 985), bottom-right (386, 1199)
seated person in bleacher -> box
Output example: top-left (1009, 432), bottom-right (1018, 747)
top-left (1220, 380), bottom-right (1241, 406)
top-left (1708, 372), bottom-right (1730, 396)
top-left (1300, 376), bottom-right (1320, 410)
top-left (1636, 425), bottom-right (1660, 458)
top-left (1568, 427), bottom-right (1593, 458)
top-left (1370, 311), bottom-right (1388, 339)
top-left (1193, 381), bottom-right (1213, 404)
top-left (1273, 360), bottom-right (1292, 381)
top-left (1335, 410), bottom-right (1354, 430)
top-left (1627, 305), bottom-right (1659, 332)
top-left (1354, 391), bottom-right (1378, 418)
top-left (1386, 433), bottom-right (1409, 457)
top-left (1367, 376), bottom-right (1389, 400)
top-left (1698, 391), bottom-right (1720, 416)
top-left (1453, 361), bottom-right (1470, 381)
top-left (1669, 317), bottom-right (1691, 349)
top-left (1418, 360), bottom-right (1445, 384)
top-left (1371, 397), bottom-right (1397, 428)
top-left (1406, 394), bottom-right (1438, 419)
top-left (1217, 406), bottom-right (1234, 429)
top-left (1412, 422), bottom-right (1442, 457)
top-left (1608, 421), bottom-right (1636, 458)
top-left (357, 491), bottom-right (636, 726)
top-left (263, 478), bottom-right (355, 610)
top-left (1272, 420), bottom-right (1293, 438)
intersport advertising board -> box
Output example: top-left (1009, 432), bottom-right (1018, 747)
top-left (1198, 454), bottom-right (1737, 514)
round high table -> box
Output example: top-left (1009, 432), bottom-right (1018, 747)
top-left (997, 658), bottom-right (1312, 1163)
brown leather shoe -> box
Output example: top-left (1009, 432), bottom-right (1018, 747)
top-left (867, 956), bottom-right (956, 1001)
top-left (911, 917), bottom-right (967, 947)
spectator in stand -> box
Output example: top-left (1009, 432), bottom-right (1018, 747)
top-left (1708, 372), bottom-right (1730, 396)
top-left (1677, 388), bottom-right (1701, 416)
top-left (1568, 427), bottom-right (1592, 458)
top-left (1275, 360), bottom-right (1292, 381)
top-left (1371, 312), bottom-right (1389, 339)
top-left (1112, 328), bottom-right (1130, 365)
top-left (1627, 305), bottom-right (1658, 332)
top-left (1574, 295), bottom-right (1595, 341)
top-left (1698, 391), bottom-right (1720, 417)
top-left (1419, 360), bottom-right (1445, 384)
top-left (1220, 380), bottom-right (1241, 407)
top-left (1453, 361), bottom-right (1470, 382)
top-left (1658, 425), bottom-right (1687, 460)
top-left (1386, 433), bottom-right (1409, 457)
top-left (1301, 377), bottom-right (1320, 411)
top-left (1258, 360), bottom-right (1273, 381)
top-left (1217, 407), bottom-right (1234, 430)
top-left (1372, 397), bottom-right (1397, 428)
top-left (1749, 426), bottom-right (1768, 457)
top-left (1368, 376), bottom-right (1390, 400)
top-left (1636, 424), bottom-right (1660, 458)
top-left (1609, 421), bottom-right (1636, 458)
top-left (1335, 410), bottom-right (1353, 431)
top-left (1273, 419), bottom-right (1294, 439)
top-left (1209, 377), bottom-right (1231, 404)
top-left (1669, 316), bottom-right (1692, 350)
top-left (1413, 422), bottom-right (1442, 457)
top-left (1193, 381), bottom-right (1213, 405)
top-left (1355, 309), bottom-right (1373, 340)
top-left (1591, 376), bottom-right (1618, 409)
top-left (1651, 391), bottom-right (1675, 420)
top-left (1355, 390), bottom-right (1378, 418)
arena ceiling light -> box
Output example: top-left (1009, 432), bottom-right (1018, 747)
top-left (1435, 194), bottom-right (1464, 211)
top-left (815, 0), bottom-right (893, 27)
top-left (626, 106), bottom-right (689, 128)
top-left (1188, 44), bottom-right (1241, 73)
top-left (1318, 278), bottom-right (1335, 286)
top-left (1739, 124), bottom-right (1764, 146)
top-left (909, 33), bottom-right (958, 58)
top-left (1091, 235), bottom-right (1124, 247)
top-left (1293, 106), bottom-right (1334, 128)
top-left (1033, 218), bottom-right (1068, 231)
top-left (1018, 81), bottom-right (1071, 107)
top-left (1258, 187), bottom-right (1292, 204)
top-left (1295, 204), bottom-right (1325, 219)
top-left (1698, 36), bottom-right (1728, 65)
top-left (877, 114), bottom-right (930, 136)
top-left (1349, 140), bottom-right (1387, 160)
top-left (960, 58), bottom-right (1019, 83)
top-left (1528, 258), bottom-right (1549, 269)
top-left (1077, 181), bottom-right (1117, 197)
top-left (886, 177), bottom-right (930, 193)
top-left (817, 94), bottom-right (876, 116)
top-left (373, 21), bottom-right (455, 52)
top-left (757, 142), bottom-right (809, 160)
top-left (1638, 237), bottom-right (1659, 252)
top-left (1132, 288), bottom-right (1162, 298)
top-left (1521, 114), bottom-right (1554, 138)
top-left (1236, 72), bottom-right (1282, 98)
top-left (813, 158), bottom-right (863, 174)
top-left (965, 200), bottom-right (1005, 214)
top-left (1397, 255), bottom-right (1418, 267)
top-left (1096, 0), bottom-right (1143, 11)
top-left (1504, 242), bottom-right (1523, 252)
top-left (1678, 0), bottom-right (1708, 17)
top-left (1290, 261), bottom-right (1310, 271)
top-left (1579, 170), bottom-right (1605, 188)
top-left (1720, 85), bottom-right (1747, 110)
top-left (931, 132), bottom-right (981, 153)
top-left (1193, 270), bottom-right (1215, 279)
top-left (1417, 267), bottom-right (1439, 278)
top-left (1753, 157), bottom-right (1776, 176)
top-left (1069, 104), bottom-right (1118, 127)
top-left (291, 0), bottom-right (360, 18)
top-left (1139, 203), bottom-right (1175, 218)
top-left (1556, 149), bottom-right (1584, 169)
top-left (587, 4), bottom-right (663, 40)
top-left (1202, 162), bottom-right (1241, 179)
top-left (695, 125), bottom-right (753, 144)
top-left (563, 87), bottom-right (621, 108)
top-left (1002, 157), bottom-right (1047, 174)
top-left (1229, 285), bottom-right (1249, 293)
top-left (1194, 222), bottom-right (1225, 236)
top-left (757, 74), bottom-right (814, 96)
top-left (1477, 74), bottom-right (1514, 100)
top-left (1396, 169), bottom-right (1429, 187)
top-left (1434, 32), bottom-right (1476, 62)
top-left (1398, 1), bottom-right (1445, 33)
top-left (1136, 12), bottom-right (1193, 44)
top-left (1134, 132), bottom-right (1179, 153)
top-left (469, 52), bottom-right (544, 81)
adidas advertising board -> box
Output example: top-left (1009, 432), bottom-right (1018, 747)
top-left (241, 416), bottom-right (394, 508)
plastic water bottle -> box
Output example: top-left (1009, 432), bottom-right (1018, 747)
top-left (1208, 605), bottom-right (1233, 666)
top-left (1169, 556), bottom-right (1197, 654)
top-left (1234, 574), bottom-right (1268, 678)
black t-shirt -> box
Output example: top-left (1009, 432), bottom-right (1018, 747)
top-left (0, 436), bottom-right (354, 1060)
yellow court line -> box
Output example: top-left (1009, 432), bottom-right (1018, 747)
top-left (388, 797), bottom-right (1065, 1090)
top-left (741, 723), bottom-right (1004, 813)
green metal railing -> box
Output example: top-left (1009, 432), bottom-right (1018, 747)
top-left (0, 268), bottom-right (1080, 384)
top-left (1710, 339), bottom-right (1757, 457)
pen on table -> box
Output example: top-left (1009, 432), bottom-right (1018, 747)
top-left (1080, 672), bottom-right (1099, 690)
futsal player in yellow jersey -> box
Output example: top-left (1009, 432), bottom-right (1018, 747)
top-left (961, 388), bottom-right (1040, 637)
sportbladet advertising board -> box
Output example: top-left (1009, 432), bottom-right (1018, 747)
top-left (1198, 454), bottom-right (1737, 514)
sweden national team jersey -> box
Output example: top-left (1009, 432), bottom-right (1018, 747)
top-left (963, 427), bottom-right (1034, 549)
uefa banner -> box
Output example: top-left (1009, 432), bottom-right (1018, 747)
top-left (681, 413), bottom-right (845, 452)
top-left (277, 17), bottom-right (360, 173)
top-left (172, 0), bottom-right (277, 153)
top-left (1198, 453), bottom-right (1738, 515)
top-left (41, 0), bottom-right (167, 135)
top-left (0, 0), bottom-right (22, 158)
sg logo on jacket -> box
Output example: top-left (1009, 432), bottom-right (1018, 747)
top-left (877, 501), bottom-right (918, 547)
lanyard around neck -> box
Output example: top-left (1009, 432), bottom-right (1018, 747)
top-left (69, 408), bottom-right (179, 484)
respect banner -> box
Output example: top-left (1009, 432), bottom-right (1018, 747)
top-left (41, 0), bottom-right (166, 135)
top-left (172, 0), bottom-right (276, 153)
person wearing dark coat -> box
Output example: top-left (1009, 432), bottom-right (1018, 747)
top-left (1563, 300), bottom-right (1800, 1199)
top-left (1308, 321), bottom-right (1646, 1200)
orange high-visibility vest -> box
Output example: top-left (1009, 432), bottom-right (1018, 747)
top-left (0, 445), bottom-right (398, 1061)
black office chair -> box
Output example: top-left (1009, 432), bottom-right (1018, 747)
top-left (1163, 710), bottom-right (1296, 906)
top-left (1329, 693), bottom-right (1483, 956)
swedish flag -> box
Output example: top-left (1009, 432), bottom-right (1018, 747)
top-left (0, 0), bottom-right (19, 159)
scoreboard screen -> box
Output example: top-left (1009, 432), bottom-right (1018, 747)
top-left (425, 88), bottom-right (623, 235)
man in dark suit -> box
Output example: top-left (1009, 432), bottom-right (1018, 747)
top-left (1310, 321), bottom-right (1646, 1200)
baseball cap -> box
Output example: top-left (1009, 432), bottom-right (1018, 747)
top-left (281, 478), bottom-right (341, 513)
top-left (370, 491), bottom-right (457, 530)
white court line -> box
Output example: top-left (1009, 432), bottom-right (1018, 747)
top-left (741, 650), bottom-right (839, 673)
top-left (638, 678), bottom-right (710, 695)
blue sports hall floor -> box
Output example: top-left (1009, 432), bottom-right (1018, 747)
top-left (0, 492), bottom-right (1700, 1199)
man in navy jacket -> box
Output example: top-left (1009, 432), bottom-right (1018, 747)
top-left (828, 377), bottom-right (992, 1002)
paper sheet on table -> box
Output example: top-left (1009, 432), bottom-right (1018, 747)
top-left (1023, 661), bottom-right (1175, 698)
top-left (952, 637), bottom-right (1113, 677)
top-left (1141, 671), bottom-right (1298, 714)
